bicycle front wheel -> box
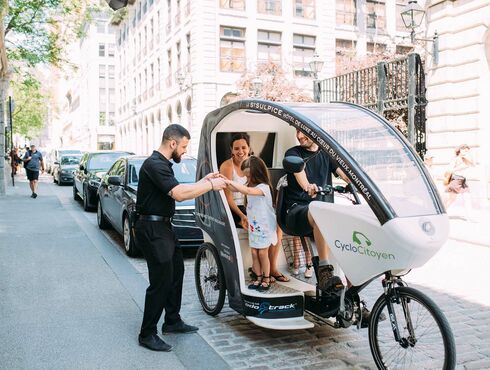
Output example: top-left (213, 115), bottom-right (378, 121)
top-left (369, 286), bottom-right (456, 370)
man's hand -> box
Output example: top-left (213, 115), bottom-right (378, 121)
top-left (209, 177), bottom-right (226, 191)
top-left (203, 172), bottom-right (221, 180)
top-left (305, 183), bottom-right (319, 198)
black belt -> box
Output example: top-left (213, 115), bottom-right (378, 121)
top-left (139, 215), bottom-right (172, 222)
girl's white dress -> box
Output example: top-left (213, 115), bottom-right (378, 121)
top-left (246, 183), bottom-right (278, 248)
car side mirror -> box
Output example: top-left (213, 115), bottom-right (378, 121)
top-left (79, 164), bottom-right (85, 171)
top-left (107, 175), bottom-right (121, 186)
top-left (283, 156), bottom-right (305, 173)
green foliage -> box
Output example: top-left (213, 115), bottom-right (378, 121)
top-left (10, 74), bottom-right (47, 140)
top-left (3, 0), bottom-right (103, 67)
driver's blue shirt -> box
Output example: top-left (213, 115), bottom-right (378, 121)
top-left (283, 145), bottom-right (338, 209)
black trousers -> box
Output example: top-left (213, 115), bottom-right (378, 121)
top-left (135, 219), bottom-right (184, 337)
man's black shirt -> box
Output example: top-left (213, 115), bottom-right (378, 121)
top-left (283, 145), bottom-right (338, 209)
top-left (136, 151), bottom-right (180, 216)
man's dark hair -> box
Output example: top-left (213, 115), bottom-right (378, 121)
top-left (162, 124), bottom-right (190, 144)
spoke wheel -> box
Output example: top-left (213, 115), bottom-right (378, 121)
top-left (369, 286), bottom-right (456, 370)
top-left (195, 243), bottom-right (226, 316)
top-left (123, 215), bottom-right (137, 257)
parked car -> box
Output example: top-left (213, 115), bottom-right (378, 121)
top-left (97, 155), bottom-right (203, 256)
top-left (47, 149), bottom-right (82, 174)
top-left (73, 150), bottom-right (133, 211)
top-left (52, 154), bottom-right (82, 185)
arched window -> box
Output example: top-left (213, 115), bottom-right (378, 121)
top-left (167, 105), bottom-right (173, 123)
top-left (176, 100), bottom-right (182, 122)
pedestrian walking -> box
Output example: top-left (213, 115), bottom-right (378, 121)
top-left (23, 144), bottom-right (44, 198)
top-left (135, 124), bottom-right (226, 352)
top-left (443, 144), bottom-right (475, 220)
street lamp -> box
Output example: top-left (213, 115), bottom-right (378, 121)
top-left (105, 0), bottom-right (128, 10)
top-left (400, 0), bottom-right (425, 44)
top-left (400, 0), bottom-right (439, 65)
top-left (309, 53), bottom-right (324, 102)
top-left (252, 76), bottom-right (262, 98)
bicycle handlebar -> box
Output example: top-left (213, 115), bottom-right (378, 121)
top-left (317, 183), bottom-right (361, 205)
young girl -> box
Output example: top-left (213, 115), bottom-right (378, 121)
top-left (225, 156), bottom-right (277, 292)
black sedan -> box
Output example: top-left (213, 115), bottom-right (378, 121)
top-left (73, 150), bottom-right (134, 211)
top-left (97, 155), bottom-right (204, 256)
top-left (52, 154), bottom-right (82, 185)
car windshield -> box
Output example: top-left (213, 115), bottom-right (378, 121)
top-left (172, 159), bottom-right (197, 183)
top-left (89, 152), bottom-right (130, 171)
top-left (61, 156), bottom-right (81, 165)
top-left (59, 150), bottom-right (81, 155)
top-left (288, 103), bottom-right (438, 218)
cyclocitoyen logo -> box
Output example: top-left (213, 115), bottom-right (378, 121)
top-left (334, 231), bottom-right (395, 260)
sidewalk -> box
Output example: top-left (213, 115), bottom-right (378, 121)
top-left (0, 173), bottom-right (228, 369)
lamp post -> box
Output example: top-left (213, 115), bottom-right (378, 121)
top-left (309, 53), bottom-right (324, 102)
top-left (400, 0), bottom-right (438, 64)
top-left (252, 76), bottom-right (263, 98)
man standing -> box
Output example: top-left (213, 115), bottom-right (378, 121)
top-left (136, 124), bottom-right (226, 352)
top-left (23, 144), bottom-right (44, 198)
top-left (283, 130), bottom-right (350, 295)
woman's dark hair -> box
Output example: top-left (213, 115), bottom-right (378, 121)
top-left (455, 144), bottom-right (469, 156)
top-left (230, 132), bottom-right (250, 148)
top-left (241, 156), bottom-right (273, 195)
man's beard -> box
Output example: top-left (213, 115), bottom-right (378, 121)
top-left (171, 149), bottom-right (182, 163)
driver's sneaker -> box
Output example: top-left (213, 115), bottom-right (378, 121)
top-left (318, 264), bottom-right (344, 295)
top-left (304, 264), bottom-right (313, 278)
top-left (357, 306), bottom-right (387, 328)
top-left (162, 320), bottom-right (199, 334)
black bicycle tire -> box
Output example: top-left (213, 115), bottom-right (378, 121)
top-left (369, 286), bottom-right (456, 370)
top-left (194, 243), bottom-right (226, 316)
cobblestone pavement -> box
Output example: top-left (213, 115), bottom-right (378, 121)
top-left (115, 236), bottom-right (490, 370)
top-left (62, 181), bottom-right (489, 370)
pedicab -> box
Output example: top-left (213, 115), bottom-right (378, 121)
top-left (194, 99), bottom-right (456, 369)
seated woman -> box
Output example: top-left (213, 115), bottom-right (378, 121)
top-left (219, 133), bottom-right (251, 229)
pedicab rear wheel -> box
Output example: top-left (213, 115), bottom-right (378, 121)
top-left (368, 286), bottom-right (456, 370)
top-left (195, 243), bottom-right (226, 316)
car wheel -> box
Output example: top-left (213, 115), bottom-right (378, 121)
top-left (73, 184), bottom-right (80, 201)
top-left (97, 200), bottom-right (111, 229)
top-left (123, 215), bottom-right (138, 257)
top-left (83, 186), bottom-right (94, 212)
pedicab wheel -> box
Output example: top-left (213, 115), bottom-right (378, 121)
top-left (195, 243), bottom-right (226, 316)
top-left (368, 286), bottom-right (456, 370)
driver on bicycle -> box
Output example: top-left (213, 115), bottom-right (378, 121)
top-left (283, 129), bottom-right (350, 295)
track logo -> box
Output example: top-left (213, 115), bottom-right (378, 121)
top-left (334, 231), bottom-right (395, 260)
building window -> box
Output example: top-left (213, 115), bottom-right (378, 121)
top-left (96, 21), bottom-right (105, 33)
top-left (367, 42), bottom-right (386, 54)
top-left (396, 45), bottom-right (412, 55)
top-left (336, 39), bottom-right (356, 53)
top-left (366, 0), bottom-right (385, 31)
top-left (294, 0), bottom-right (315, 19)
top-left (99, 43), bottom-right (105, 57)
top-left (257, 0), bottom-right (282, 15)
top-left (99, 112), bottom-right (106, 126)
top-left (293, 34), bottom-right (315, 77)
top-left (257, 30), bottom-right (281, 64)
top-left (167, 0), bottom-right (171, 33)
top-left (176, 0), bottom-right (181, 25)
top-left (99, 65), bottom-right (106, 85)
top-left (220, 0), bottom-right (245, 10)
top-left (336, 0), bottom-right (356, 26)
top-left (220, 26), bottom-right (246, 72)
top-left (108, 44), bottom-right (115, 57)
top-left (186, 33), bottom-right (191, 71)
top-left (166, 48), bottom-right (172, 87)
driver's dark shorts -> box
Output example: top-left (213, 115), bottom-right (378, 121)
top-left (26, 169), bottom-right (39, 181)
top-left (285, 203), bottom-right (313, 236)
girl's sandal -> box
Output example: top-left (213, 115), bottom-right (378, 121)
top-left (258, 276), bottom-right (271, 292)
top-left (248, 267), bottom-right (259, 280)
top-left (248, 277), bottom-right (262, 290)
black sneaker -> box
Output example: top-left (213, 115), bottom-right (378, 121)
top-left (357, 306), bottom-right (386, 328)
top-left (317, 264), bottom-right (344, 295)
top-left (162, 320), bottom-right (199, 334)
top-left (30, 193), bottom-right (35, 198)
top-left (138, 333), bottom-right (172, 352)
top-left (33, 193), bottom-right (37, 198)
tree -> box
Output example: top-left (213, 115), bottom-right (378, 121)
top-left (11, 74), bottom-right (47, 140)
top-left (236, 61), bottom-right (312, 102)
